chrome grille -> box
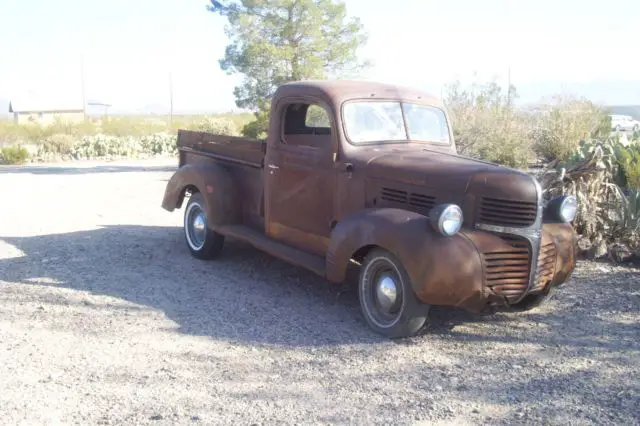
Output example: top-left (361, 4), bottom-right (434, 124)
top-left (479, 197), bottom-right (537, 227)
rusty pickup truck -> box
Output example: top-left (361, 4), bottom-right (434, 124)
top-left (161, 80), bottom-right (578, 338)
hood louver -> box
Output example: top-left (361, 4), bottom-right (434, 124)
top-left (379, 187), bottom-right (436, 212)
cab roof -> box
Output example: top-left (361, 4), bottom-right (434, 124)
top-left (273, 80), bottom-right (444, 108)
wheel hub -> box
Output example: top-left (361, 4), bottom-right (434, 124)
top-left (375, 274), bottom-right (398, 313)
top-left (191, 213), bottom-right (206, 244)
top-left (193, 213), bottom-right (206, 233)
top-left (185, 203), bottom-right (207, 251)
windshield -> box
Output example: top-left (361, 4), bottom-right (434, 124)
top-left (342, 101), bottom-right (451, 144)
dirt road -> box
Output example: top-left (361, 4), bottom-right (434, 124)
top-left (0, 159), bottom-right (638, 425)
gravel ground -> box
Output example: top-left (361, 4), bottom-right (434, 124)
top-left (0, 158), bottom-right (638, 425)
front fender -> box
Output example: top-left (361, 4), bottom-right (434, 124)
top-left (326, 208), bottom-right (486, 311)
top-left (161, 163), bottom-right (240, 227)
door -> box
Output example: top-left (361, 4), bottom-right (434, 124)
top-left (264, 99), bottom-right (336, 256)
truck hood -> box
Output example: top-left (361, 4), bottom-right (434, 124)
top-left (365, 149), bottom-right (506, 192)
top-left (361, 147), bottom-right (540, 226)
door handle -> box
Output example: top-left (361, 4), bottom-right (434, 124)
top-left (267, 164), bottom-right (279, 170)
top-left (337, 162), bottom-right (353, 173)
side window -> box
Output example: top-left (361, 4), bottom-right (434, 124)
top-left (305, 104), bottom-right (331, 129)
top-left (282, 102), bottom-right (332, 148)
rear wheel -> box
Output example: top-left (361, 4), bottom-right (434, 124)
top-left (358, 248), bottom-right (429, 338)
top-left (183, 192), bottom-right (224, 260)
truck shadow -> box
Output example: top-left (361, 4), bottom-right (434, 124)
top-left (0, 225), bottom-right (371, 346)
top-left (1, 225), bottom-right (636, 350)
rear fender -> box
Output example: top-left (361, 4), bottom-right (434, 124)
top-left (161, 163), bottom-right (240, 227)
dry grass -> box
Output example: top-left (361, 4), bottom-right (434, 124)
top-left (0, 113), bottom-right (253, 164)
top-left (0, 113), bottom-right (253, 146)
top-left (443, 81), bottom-right (613, 168)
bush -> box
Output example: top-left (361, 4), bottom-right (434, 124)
top-left (0, 145), bottom-right (30, 164)
top-left (100, 116), bottom-right (168, 137)
top-left (70, 134), bottom-right (143, 160)
top-left (63, 133), bottom-right (178, 160)
top-left (529, 94), bottom-right (610, 162)
top-left (37, 134), bottom-right (78, 160)
top-left (190, 117), bottom-right (241, 136)
top-left (0, 113), bottom-right (253, 163)
top-left (616, 143), bottom-right (640, 189)
top-left (0, 113), bottom-right (252, 146)
top-left (443, 80), bottom-right (611, 168)
top-left (443, 81), bottom-right (533, 168)
top-left (139, 133), bottom-right (178, 156)
top-left (539, 138), bottom-right (640, 259)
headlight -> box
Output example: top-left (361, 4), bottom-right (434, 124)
top-left (545, 195), bottom-right (578, 223)
top-left (429, 204), bottom-right (463, 236)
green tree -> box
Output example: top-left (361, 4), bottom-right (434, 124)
top-left (208, 0), bottom-right (369, 138)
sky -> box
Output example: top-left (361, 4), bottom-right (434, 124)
top-left (0, 0), bottom-right (639, 114)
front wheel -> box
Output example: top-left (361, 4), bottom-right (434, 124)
top-left (358, 248), bottom-right (429, 338)
top-left (183, 192), bottom-right (225, 260)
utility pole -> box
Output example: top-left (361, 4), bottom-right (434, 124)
top-left (507, 64), bottom-right (511, 106)
top-left (169, 70), bottom-right (174, 127)
top-left (81, 54), bottom-right (87, 120)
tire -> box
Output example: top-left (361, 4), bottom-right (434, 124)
top-left (183, 192), bottom-right (225, 260)
top-left (615, 125), bottom-right (622, 132)
top-left (358, 248), bottom-right (429, 338)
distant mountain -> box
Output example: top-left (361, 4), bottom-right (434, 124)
top-left (607, 105), bottom-right (640, 119)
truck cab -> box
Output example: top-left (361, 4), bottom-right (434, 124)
top-left (162, 80), bottom-right (579, 338)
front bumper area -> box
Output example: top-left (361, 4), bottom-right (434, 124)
top-left (412, 223), bottom-right (577, 312)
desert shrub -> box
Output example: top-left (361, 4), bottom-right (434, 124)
top-left (0, 121), bottom-right (25, 144)
top-left (169, 113), bottom-right (253, 133)
top-left (0, 118), bottom-right (98, 143)
top-left (443, 81), bottom-right (533, 168)
top-left (190, 117), bottom-right (241, 136)
top-left (539, 138), bottom-right (640, 259)
top-left (139, 133), bottom-right (178, 156)
top-left (10, 122), bottom-right (51, 142)
top-left (37, 134), bottom-right (78, 159)
top-left (1, 113), bottom-right (252, 148)
top-left (70, 134), bottom-right (143, 160)
top-left (47, 116), bottom-right (98, 137)
top-left (529, 94), bottom-right (609, 162)
top-left (100, 117), bottom-right (168, 137)
top-left (0, 145), bottom-right (30, 164)
top-left (616, 143), bottom-right (640, 189)
top-left (68, 133), bottom-right (177, 159)
top-left (620, 188), bottom-right (640, 234)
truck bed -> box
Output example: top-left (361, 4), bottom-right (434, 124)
top-left (176, 129), bottom-right (264, 168)
top-left (176, 129), bottom-right (266, 231)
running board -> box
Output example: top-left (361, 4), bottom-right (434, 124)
top-left (217, 225), bottom-right (326, 277)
